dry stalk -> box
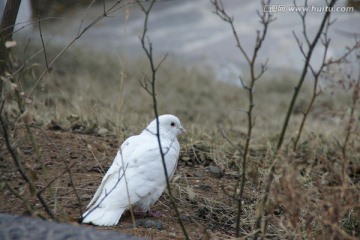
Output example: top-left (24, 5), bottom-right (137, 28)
top-left (212, 0), bottom-right (274, 237)
top-left (291, 12), bottom-right (332, 151)
top-left (64, 161), bottom-right (83, 218)
top-left (119, 148), bottom-right (136, 227)
top-left (81, 163), bottom-right (129, 221)
top-left (276, 0), bottom-right (337, 152)
top-left (339, 57), bottom-right (360, 199)
top-left (254, 0), bottom-right (338, 239)
top-left (4, 181), bottom-right (34, 214)
top-left (87, 144), bottom-right (105, 175)
top-left (0, 115), bottom-right (55, 219)
top-left (136, 0), bottom-right (189, 239)
top-left (293, 16), bottom-right (360, 151)
top-left (8, 58), bottom-right (52, 202)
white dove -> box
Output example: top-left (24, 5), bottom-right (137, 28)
top-left (82, 114), bottom-right (186, 226)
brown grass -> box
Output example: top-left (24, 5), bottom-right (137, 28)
top-left (1, 39), bottom-right (359, 239)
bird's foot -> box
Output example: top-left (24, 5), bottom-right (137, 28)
top-left (147, 210), bottom-right (163, 218)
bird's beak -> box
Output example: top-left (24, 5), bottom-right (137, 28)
top-left (179, 126), bottom-right (187, 134)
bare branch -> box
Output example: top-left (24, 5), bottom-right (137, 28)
top-left (275, 0), bottom-right (337, 152)
top-left (64, 161), bottom-right (83, 218)
top-left (211, 0), bottom-right (251, 64)
top-left (295, 0), bottom-right (311, 46)
top-left (4, 181), bottom-right (34, 214)
top-left (239, 74), bottom-right (250, 90)
top-left (139, 75), bottom-right (153, 95)
top-left (87, 144), bottom-right (105, 175)
top-left (77, 0), bottom-right (96, 35)
top-left (212, 0), bottom-right (273, 237)
top-left (219, 126), bottom-right (237, 148)
top-left (0, 116), bottom-right (55, 219)
top-left (37, 16), bottom-right (50, 71)
top-left (137, 1), bottom-right (189, 239)
top-left (254, 59), bottom-right (268, 80)
top-left (293, 17), bottom-right (358, 151)
top-left (339, 68), bottom-right (360, 199)
top-left (82, 164), bottom-right (129, 221)
top-left (293, 31), bottom-right (307, 58)
top-left (254, 1), bottom-right (338, 238)
top-left (118, 149), bottom-right (136, 227)
top-left (155, 53), bottom-right (168, 72)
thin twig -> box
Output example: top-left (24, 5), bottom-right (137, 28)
top-left (4, 181), bottom-right (34, 214)
top-left (77, 0), bottom-right (96, 36)
top-left (139, 75), bottom-right (153, 95)
top-left (212, 0), bottom-right (273, 237)
top-left (1, 17), bottom-right (58, 39)
top-left (37, 167), bottom-right (72, 197)
top-left (87, 144), bottom-right (105, 175)
top-left (276, 0), bottom-right (337, 152)
top-left (118, 148), bottom-right (136, 227)
top-left (64, 161), bottom-right (83, 218)
top-left (37, 16), bottom-right (50, 70)
top-left (219, 126), bottom-right (237, 148)
top-left (292, 14), bottom-right (332, 151)
top-left (211, 0), bottom-right (251, 65)
top-left (0, 115), bottom-right (55, 219)
top-left (82, 163), bottom-right (128, 221)
top-left (137, 0), bottom-right (189, 239)
top-left (340, 70), bottom-right (360, 199)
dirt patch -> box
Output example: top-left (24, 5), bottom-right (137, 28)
top-left (0, 125), bottom-right (247, 239)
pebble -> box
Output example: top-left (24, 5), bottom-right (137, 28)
top-left (136, 219), bottom-right (164, 230)
top-left (207, 166), bottom-right (224, 178)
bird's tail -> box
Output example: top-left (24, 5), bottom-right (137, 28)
top-left (82, 206), bottom-right (125, 226)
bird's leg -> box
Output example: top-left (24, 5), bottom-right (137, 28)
top-left (147, 210), bottom-right (163, 218)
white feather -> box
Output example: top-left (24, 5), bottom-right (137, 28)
top-left (82, 114), bottom-right (185, 226)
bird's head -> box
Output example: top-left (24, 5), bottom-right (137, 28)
top-left (146, 114), bottom-right (186, 138)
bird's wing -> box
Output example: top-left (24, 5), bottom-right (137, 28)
top-left (85, 134), bottom-right (144, 208)
top-left (130, 137), bottom-right (180, 199)
top-left (86, 135), bottom-right (179, 211)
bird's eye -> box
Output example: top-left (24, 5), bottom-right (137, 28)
top-left (170, 122), bottom-right (175, 127)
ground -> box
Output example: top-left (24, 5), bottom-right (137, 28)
top-left (1, 37), bottom-right (359, 239)
top-left (2, 120), bottom-right (359, 239)
top-left (0, 124), bottom-right (245, 239)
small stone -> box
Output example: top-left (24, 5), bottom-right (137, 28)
top-left (81, 194), bottom-right (93, 200)
top-left (72, 123), bottom-right (85, 132)
top-left (97, 127), bottom-right (109, 135)
top-left (47, 120), bottom-right (63, 131)
top-left (181, 156), bottom-right (191, 161)
top-left (198, 184), bottom-right (212, 191)
top-left (136, 219), bottom-right (164, 230)
top-left (207, 166), bottom-right (224, 178)
top-left (194, 171), bottom-right (204, 178)
top-left (180, 215), bottom-right (191, 222)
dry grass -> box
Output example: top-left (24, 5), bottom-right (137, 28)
top-left (1, 39), bottom-right (359, 239)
